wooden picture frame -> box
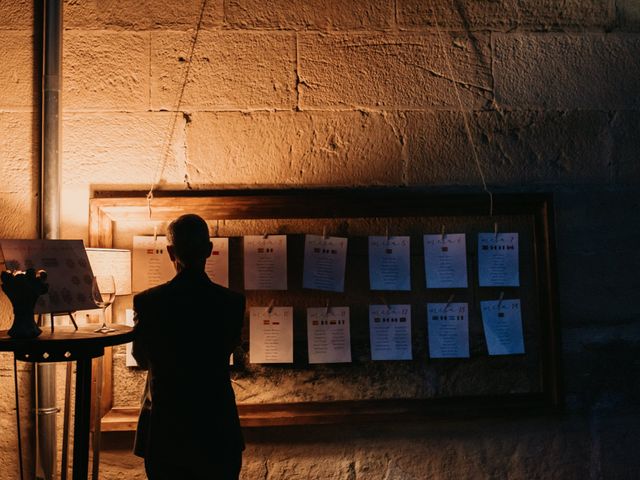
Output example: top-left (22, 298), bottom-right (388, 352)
top-left (89, 188), bottom-right (562, 430)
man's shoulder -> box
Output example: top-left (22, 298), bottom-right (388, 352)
top-left (133, 282), bottom-right (171, 305)
top-left (208, 281), bottom-right (245, 304)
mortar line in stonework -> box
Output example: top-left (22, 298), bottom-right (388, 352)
top-left (148, 30), bottom-right (152, 111)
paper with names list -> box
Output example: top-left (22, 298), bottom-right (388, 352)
top-left (369, 304), bottom-right (412, 361)
top-left (307, 307), bottom-right (351, 363)
top-left (133, 236), bottom-right (229, 292)
top-left (303, 235), bottom-right (348, 292)
top-left (478, 233), bottom-right (519, 287)
top-left (481, 299), bottom-right (525, 355)
top-left (249, 306), bottom-right (293, 364)
top-left (424, 233), bottom-right (468, 289)
top-left (243, 235), bottom-right (287, 290)
top-left (427, 302), bottom-right (470, 358)
top-left (368, 236), bottom-right (411, 291)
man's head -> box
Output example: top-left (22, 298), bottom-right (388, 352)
top-left (166, 214), bottom-right (212, 270)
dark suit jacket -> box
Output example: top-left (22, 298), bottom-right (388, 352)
top-left (132, 268), bottom-right (245, 471)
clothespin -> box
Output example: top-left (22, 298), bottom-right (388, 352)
top-left (380, 296), bottom-right (390, 310)
top-left (444, 294), bottom-right (455, 311)
top-left (146, 190), bottom-right (154, 220)
top-left (494, 222), bottom-right (499, 240)
top-left (497, 291), bottom-right (505, 310)
top-left (263, 232), bottom-right (269, 239)
top-left (214, 220), bottom-right (220, 238)
top-left (267, 299), bottom-right (275, 314)
top-left (324, 299), bottom-right (331, 316)
top-left (385, 225), bottom-right (390, 242)
top-left (153, 225), bottom-right (158, 243)
top-left (441, 224), bottom-right (446, 241)
top-left (322, 226), bottom-right (328, 240)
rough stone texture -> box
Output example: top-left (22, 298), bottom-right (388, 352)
top-left (0, 32), bottom-right (35, 110)
top-left (555, 191), bottom-right (640, 325)
top-left (150, 31), bottom-right (297, 111)
top-left (494, 33), bottom-right (640, 110)
top-left (62, 112), bottom-right (185, 185)
top-left (63, 31), bottom-right (150, 111)
top-left (617, 0), bottom-right (640, 30)
top-left (0, 0), bottom-right (33, 29)
top-left (398, 0), bottom-right (614, 31)
top-left (64, 0), bottom-right (224, 30)
top-left (299, 32), bottom-right (492, 109)
top-left (402, 110), bottom-right (611, 186)
top-left (611, 111), bottom-right (640, 184)
top-left (226, 0), bottom-right (394, 30)
top-left (186, 111), bottom-right (404, 186)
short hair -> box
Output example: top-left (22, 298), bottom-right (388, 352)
top-left (166, 214), bottom-right (210, 264)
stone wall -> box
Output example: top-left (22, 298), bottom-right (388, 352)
top-left (1, 0), bottom-right (639, 478)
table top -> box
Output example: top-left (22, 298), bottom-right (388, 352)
top-left (0, 325), bottom-right (135, 362)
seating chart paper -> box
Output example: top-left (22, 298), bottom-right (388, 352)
top-left (243, 235), bottom-right (287, 290)
top-left (249, 306), bottom-right (294, 363)
top-left (133, 236), bottom-right (229, 292)
top-left (424, 233), bottom-right (468, 289)
top-left (0, 239), bottom-right (97, 314)
top-left (427, 302), bottom-right (470, 358)
top-left (481, 299), bottom-right (525, 355)
top-left (478, 233), bottom-right (520, 287)
top-left (369, 304), bottom-right (412, 360)
top-left (303, 235), bottom-right (348, 292)
top-left (307, 306), bottom-right (351, 363)
top-left (368, 236), bottom-right (411, 291)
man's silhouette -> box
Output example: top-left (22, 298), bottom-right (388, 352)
top-left (132, 214), bottom-right (245, 480)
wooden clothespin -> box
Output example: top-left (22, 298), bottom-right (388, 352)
top-left (494, 222), bottom-right (499, 240)
top-left (324, 299), bottom-right (331, 316)
top-left (322, 226), bottom-right (329, 240)
top-left (214, 220), bottom-right (220, 238)
top-left (441, 224), bottom-right (446, 241)
top-left (263, 232), bottom-right (269, 239)
top-left (444, 293), bottom-right (455, 311)
top-left (380, 296), bottom-right (390, 310)
top-left (497, 291), bottom-right (505, 310)
top-left (153, 225), bottom-right (158, 243)
top-left (385, 225), bottom-right (390, 242)
top-left (267, 299), bottom-right (275, 314)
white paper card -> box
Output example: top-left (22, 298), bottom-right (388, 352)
top-left (205, 237), bottom-right (229, 288)
top-left (124, 309), bottom-right (138, 367)
top-left (249, 306), bottom-right (294, 363)
top-left (303, 235), bottom-right (348, 292)
top-left (85, 249), bottom-right (132, 295)
top-left (424, 234), bottom-right (468, 288)
top-left (427, 303), bottom-right (470, 358)
top-left (0, 239), bottom-right (97, 313)
top-left (478, 233), bottom-right (519, 287)
top-left (243, 235), bottom-right (287, 290)
top-left (369, 304), bottom-right (412, 360)
top-left (368, 236), bottom-right (411, 291)
top-left (307, 307), bottom-right (351, 363)
top-left (132, 236), bottom-right (174, 292)
top-left (481, 299), bottom-right (525, 355)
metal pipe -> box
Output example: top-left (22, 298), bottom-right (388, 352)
top-left (37, 1), bottom-right (63, 479)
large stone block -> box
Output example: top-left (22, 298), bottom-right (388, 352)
top-left (617, 0), bottom-right (640, 31)
top-left (62, 112), bottom-right (184, 185)
top-left (151, 31), bottom-right (296, 111)
top-left (494, 33), bottom-right (640, 110)
top-left (611, 111), bottom-right (640, 185)
top-left (555, 190), bottom-right (640, 325)
top-left (0, 32), bottom-right (34, 110)
top-left (185, 111), bottom-right (404, 185)
top-left (64, 0), bottom-right (223, 30)
top-left (0, 0), bottom-right (33, 29)
top-left (402, 110), bottom-right (610, 186)
top-left (63, 32), bottom-right (150, 111)
top-left (398, 0), bottom-right (613, 30)
top-left (225, 0), bottom-right (394, 30)
top-left (299, 32), bottom-right (492, 109)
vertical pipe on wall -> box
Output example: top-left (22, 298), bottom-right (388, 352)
top-left (37, 1), bottom-right (62, 479)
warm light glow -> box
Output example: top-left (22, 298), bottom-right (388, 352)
top-left (85, 248), bottom-right (132, 296)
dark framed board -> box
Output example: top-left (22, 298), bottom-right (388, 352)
top-left (89, 188), bottom-right (561, 429)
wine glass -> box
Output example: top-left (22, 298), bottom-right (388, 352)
top-left (92, 275), bottom-right (116, 333)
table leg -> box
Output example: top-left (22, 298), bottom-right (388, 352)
top-left (73, 357), bottom-right (93, 480)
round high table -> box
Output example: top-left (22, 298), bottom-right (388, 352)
top-left (0, 326), bottom-right (134, 480)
